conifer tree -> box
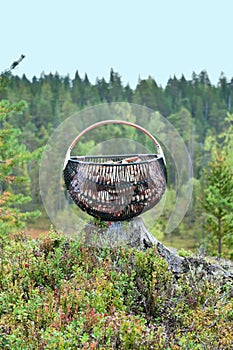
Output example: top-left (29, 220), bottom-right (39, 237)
top-left (202, 153), bottom-right (233, 256)
top-left (0, 57), bottom-right (40, 234)
top-left (201, 115), bottom-right (233, 256)
top-left (0, 99), bottom-right (41, 233)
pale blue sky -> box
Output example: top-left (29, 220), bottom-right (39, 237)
top-left (1, 0), bottom-right (233, 88)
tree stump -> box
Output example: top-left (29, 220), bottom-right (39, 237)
top-left (83, 217), bottom-right (233, 280)
top-left (83, 217), bottom-right (157, 249)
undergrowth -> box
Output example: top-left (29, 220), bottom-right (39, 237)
top-left (0, 228), bottom-right (232, 349)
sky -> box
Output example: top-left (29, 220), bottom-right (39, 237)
top-left (1, 0), bottom-right (233, 88)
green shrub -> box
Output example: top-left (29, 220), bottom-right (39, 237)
top-left (0, 228), bottom-right (232, 349)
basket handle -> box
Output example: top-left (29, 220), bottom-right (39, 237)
top-left (64, 120), bottom-right (166, 169)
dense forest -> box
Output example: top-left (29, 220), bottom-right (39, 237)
top-left (1, 67), bottom-right (233, 257)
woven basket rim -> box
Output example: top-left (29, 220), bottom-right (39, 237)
top-left (68, 153), bottom-right (161, 166)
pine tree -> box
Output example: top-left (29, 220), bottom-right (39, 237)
top-left (109, 68), bottom-right (124, 102)
top-left (201, 153), bottom-right (233, 256)
top-left (96, 77), bottom-right (110, 102)
top-left (201, 116), bottom-right (233, 257)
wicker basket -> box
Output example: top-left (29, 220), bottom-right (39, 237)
top-left (63, 120), bottom-right (167, 221)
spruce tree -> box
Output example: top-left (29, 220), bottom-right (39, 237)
top-left (201, 116), bottom-right (233, 257)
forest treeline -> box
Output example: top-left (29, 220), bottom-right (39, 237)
top-left (3, 68), bottom-right (233, 150)
top-left (1, 68), bottom-right (233, 257)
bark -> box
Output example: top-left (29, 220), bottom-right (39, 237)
top-left (83, 217), bottom-right (157, 250)
top-left (218, 235), bottom-right (222, 257)
top-left (218, 218), bottom-right (222, 257)
top-left (83, 217), bottom-right (233, 280)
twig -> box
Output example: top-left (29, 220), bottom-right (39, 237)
top-left (1, 54), bottom-right (26, 77)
